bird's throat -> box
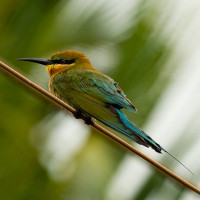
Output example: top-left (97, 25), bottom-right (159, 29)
top-left (46, 64), bottom-right (74, 76)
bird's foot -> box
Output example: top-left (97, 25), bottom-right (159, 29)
top-left (73, 110), bottom-right (82, 119)
top-left (82, 116), bottom-right (93, 125)
top-left (73, 110), bottom-right (93, 125)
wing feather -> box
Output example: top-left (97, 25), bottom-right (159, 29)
top-left (66, 70), bottom-right (136, 112)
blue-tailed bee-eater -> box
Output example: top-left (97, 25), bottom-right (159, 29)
top-left (18, 50), bottom-right (192, 174)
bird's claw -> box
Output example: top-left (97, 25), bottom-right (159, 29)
top-left (73, 110), bottom-right (93, 125)
top-left (83, 116), bottom-right (93, 125)
top-left (73, 110), bottom-right (82, 119)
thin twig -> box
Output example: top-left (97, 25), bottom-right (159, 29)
top-left (0, 60), bottom-right (199, 195)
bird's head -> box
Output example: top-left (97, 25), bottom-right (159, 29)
top-left (18, 50), bottom-right (93, 76)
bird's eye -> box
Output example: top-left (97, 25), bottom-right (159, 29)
top-left (60, 59), bottom-right (66, 64)
top-left (51, 58), bottom-right (75, 65)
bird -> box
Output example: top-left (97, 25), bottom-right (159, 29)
top-left (18, 50), bottom-right (193, 174)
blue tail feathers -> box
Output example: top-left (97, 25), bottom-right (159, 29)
top-left (97, 107), bottom-right (193, 175)
top-left (114, 108), bottom-right (164, 153)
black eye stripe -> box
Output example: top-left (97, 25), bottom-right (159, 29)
top-left (51, 59), bottom-right (75, 65)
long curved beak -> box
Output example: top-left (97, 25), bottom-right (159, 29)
top-left (17, 58), bottom-right (52, 65)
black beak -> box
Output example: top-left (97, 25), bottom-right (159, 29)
top-left (17, 58), bottom-right (52, 65)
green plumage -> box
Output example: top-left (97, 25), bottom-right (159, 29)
top-left (51, 69), bottom-right (163, 152)
top-left (52, 69), bottom-right (135, 111)
top-left (18, 50), bottom-right (193, 174)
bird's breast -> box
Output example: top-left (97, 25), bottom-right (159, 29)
top-left (49, 71), bottom-right (76, 103)
top-left (48, 76), bottom-right (60, 97)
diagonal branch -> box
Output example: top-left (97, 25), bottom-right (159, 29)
top-left (0, 60), bottom-right (199, 195)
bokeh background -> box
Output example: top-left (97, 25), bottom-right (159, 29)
top-left (0, 0), bottom-right (200, 199)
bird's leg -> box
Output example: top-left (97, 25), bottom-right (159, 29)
top-left (82, 115), bottom-right (93, 125)
top-left (73, 109), bottom-right (82, 119)
top-left (73, 109), bottom-right (93, 125)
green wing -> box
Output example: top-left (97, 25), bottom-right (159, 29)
top-left (54, 69), bottom-right (136, 112)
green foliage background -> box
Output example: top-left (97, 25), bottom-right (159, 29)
top-left (0, 1), bottom-right (193, 200)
